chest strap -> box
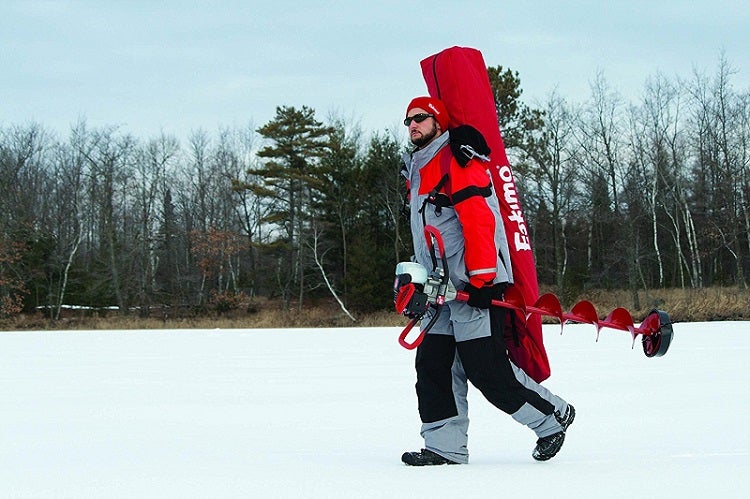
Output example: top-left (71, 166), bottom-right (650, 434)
top-left (418, 147), bottom-right (454, 219)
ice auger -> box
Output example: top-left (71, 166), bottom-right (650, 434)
top-left (394, 225), bottom-right (674, 357)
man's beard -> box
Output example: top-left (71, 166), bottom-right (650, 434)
top-left (410, 123), bottom-right (438, 148)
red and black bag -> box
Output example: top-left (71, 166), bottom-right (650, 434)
top-left (420, 46), bottom-right (552, 383)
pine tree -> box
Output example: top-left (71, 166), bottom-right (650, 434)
top-left (245, 106), bottom-right (333, 309)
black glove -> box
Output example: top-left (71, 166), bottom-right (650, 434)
top-left (464, 283), bottom-right (495, 309)
top-left (449, 125), bottom-right (491, 166)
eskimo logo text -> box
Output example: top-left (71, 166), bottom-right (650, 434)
top-left (497, 165), bottom-right (531, 251)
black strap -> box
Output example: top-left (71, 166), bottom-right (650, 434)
top-left (419, 147), bottom-right (454, 216)
top-left (431, 54), bottom-right (442, 99)
top-left (451, 184), bottom-right (492, 205)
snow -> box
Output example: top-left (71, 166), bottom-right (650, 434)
top-left (1, 321), bottom-right (748, 498)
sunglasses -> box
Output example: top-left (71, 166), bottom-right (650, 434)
top-left (404, 113), bottom-right (435, 126)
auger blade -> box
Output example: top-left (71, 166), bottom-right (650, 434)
top-left (530, 293), bottom-right (565, 333)
top-left (602, 307), bottom-right (637, 347)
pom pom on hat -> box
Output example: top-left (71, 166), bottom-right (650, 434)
top-left (406, 96), bottom-right (450, 130)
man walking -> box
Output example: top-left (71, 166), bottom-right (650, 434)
top-left (398, 96), bottom-right (575, 465)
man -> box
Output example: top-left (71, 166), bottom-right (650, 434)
top-left (399, 96), bottom-right (575, 465)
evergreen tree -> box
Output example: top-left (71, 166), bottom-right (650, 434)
top-left (315, 119), bottom-right (363, 305)
top-left (246, 106), bottom-right (334, 309)
top-left (487, 65), bottom-right (545, 165)
top-left (345, 132), bottom-right (410, 311)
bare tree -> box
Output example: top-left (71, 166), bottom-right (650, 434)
top-left (685, 55), bottom-right (747, 287)
top-left (80, 126), bottom-right (136, 310)
top-left (132, 133), bottom-right (180, 313)
top-left (575, 74), bottom-right (631, 286)
top-left (309, 217), bottom-right (356, 321)
top-left (523, 91), bottom-right (580, 288)
top-left (49, 121), bottom-right (89, 317)
top-left (628, 73), bottom-right (688, 288)
top-left (0, 123), bottom-right (48, 314)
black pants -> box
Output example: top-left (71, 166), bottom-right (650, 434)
top-left (415, 307), bottom-right (555, 423)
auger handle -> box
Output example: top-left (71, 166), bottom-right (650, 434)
top-left (454, 287), bottom-right (526, 313)
top-left (398, 304), bottom-right (444, 350)
top-left (398, 318), bottom-right (424, 350)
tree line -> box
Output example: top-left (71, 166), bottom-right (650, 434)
top-left (1, 56), bottom-right (747, 320)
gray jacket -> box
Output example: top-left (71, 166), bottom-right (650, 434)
top-left (401, 131), bottom-right (513, 290)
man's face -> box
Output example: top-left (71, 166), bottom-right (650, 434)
top-left (406, 107), bottom-right (440, 148)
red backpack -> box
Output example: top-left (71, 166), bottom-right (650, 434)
top-left (421, 46), bottom-right (552, 383)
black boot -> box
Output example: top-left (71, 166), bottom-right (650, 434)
top-left (556, 404), bottom-right (576, 431)
top-left (532, 404), bottom-right (575, 461)
top-left (532, 431), bottom-right (566, 461)
top-left (401, 449), bottom-right (459, 466)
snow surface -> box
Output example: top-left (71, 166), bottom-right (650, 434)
top-left (1, 321), bottom-right (748, 498)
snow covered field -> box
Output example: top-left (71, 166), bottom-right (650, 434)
top-left (2, 321), bottom-right (748, 498)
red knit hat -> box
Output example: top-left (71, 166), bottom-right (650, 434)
top-left (406, 96), bottom-right (450, 130)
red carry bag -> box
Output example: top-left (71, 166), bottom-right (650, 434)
top-left (420, 46), bottom-right (551, 382)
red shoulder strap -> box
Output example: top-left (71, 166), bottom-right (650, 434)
top-left (438, 146), bottom-right (453, 197)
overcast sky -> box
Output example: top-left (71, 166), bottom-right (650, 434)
top-left (2, 1), bottom-right (748, 142)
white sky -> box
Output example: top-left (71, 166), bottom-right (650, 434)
top-left (2, 0), bottom-right (748, 141)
